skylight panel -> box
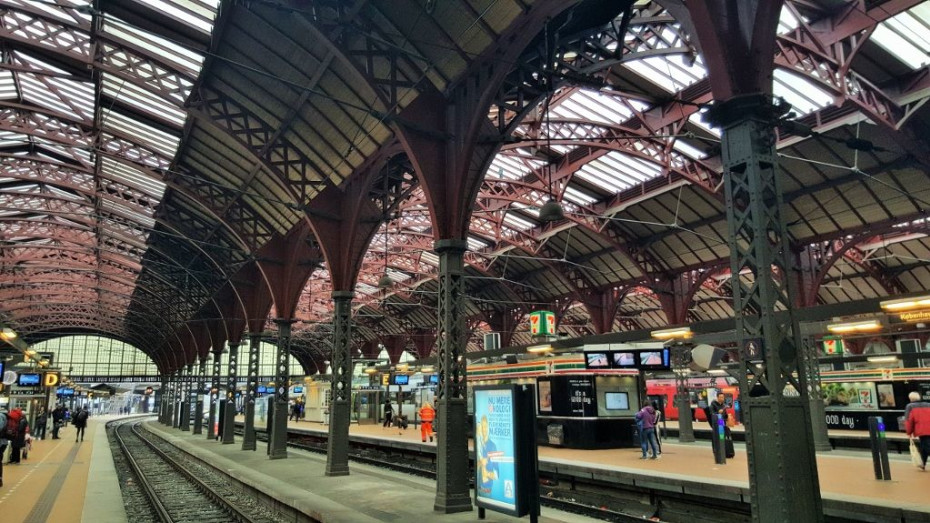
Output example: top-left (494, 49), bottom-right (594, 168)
top-left (419, 251), bottom-right (439, 266)
top-left (672, 139), bottom-right (705, 160)
top-left (870, 5), bottom-right (930, 70)
top-left (773, 69), bottom-right (834, 115)
top-left (777, 5), bottom-right (801, 35)
top-left (355, 282), bottom-right (377, 296)
top-left (101, 198), bottom-right (155, 228)
top-left (19, 76), bottom-right (84, 121)
top-left (563, 185), bottom-right (598, 206)
top-left (623, 53), bottom-right (707, 93)
top-left (101, 156), bottom-right (166, 198)
top-left (102, 74), bottom-right (186, 126)
top-left (134, 0), bottom-right (220, 34)
top-left (102, 109), bottom-right (180, 158)
top-left (467, 236), bottom-right (489, 252)
top-left (0, 70), bottom-right (16, 99)
top-left (503, 212), bottom-right (536, 231)
top-left (385, 268), bottom-right (411, 283)
top-left (688, 108), bottom-right (721, 137)
top-left (103, 17), bottom-right (206, 75)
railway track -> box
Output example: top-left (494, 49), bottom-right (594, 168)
top-left (109, 419), bottom-right (286, 523)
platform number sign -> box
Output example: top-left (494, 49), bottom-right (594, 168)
top-left (529, 310), bottom-right (555, 337)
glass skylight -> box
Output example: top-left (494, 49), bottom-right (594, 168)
top-left (624, 53), bottom-right (707, 93)
top-left (573, 150), bottom-right (663, 193)
top-left (870, 4), bottom-right (930, 70)
top-left (773, 68), bottom-right (834, 115)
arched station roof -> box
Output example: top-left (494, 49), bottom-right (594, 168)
top-left (1, 0), bottom-right (929, 371)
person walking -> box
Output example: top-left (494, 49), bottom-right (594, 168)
top-left (51, 405), bottom-right (64, 439)
top-left (382, 399), bottom-right (394, 429)
top-left (7, 409), bottom-right (27, 464)
top-left (73, 405), bottom-right (89, 443)
top-left (635, 402), bottom-right (660, 459)
top-left (906, 391), bottom-right (930, 470)
top-left (418, 402), bottom-right (435, 442)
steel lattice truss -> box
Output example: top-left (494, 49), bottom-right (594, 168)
top-left (0, 0), bottom-right (929, 371)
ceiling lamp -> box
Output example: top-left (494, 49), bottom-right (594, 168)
top-left (420, 365), bottom-right (434, 373)
top-left (538, 18), bottom-right (563, 224)
top-left (880, 295), bottom-right (930, 312)
top-left (826, 319), bottom-right (882, 334)
top-left (866, 355), bottom-right (898, 363)
top-left (363, 365), bottom-right (378, 374)
top-left (527, 344), bottom-right (553, 353)
top-left (378, 200), bottom-right (393, 289)
top-left (651, 327), bottom-right (693, 340)
top-left (1, 328), bottom-right (17, 340)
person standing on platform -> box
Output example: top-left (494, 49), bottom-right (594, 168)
top-left (51, 404), bottom-right (64, 439)
top-left (290, 401), bottom-right (300, 422)
top-left (73, 405), bottom-right (89, 443)
top-left (710, 393), bottom-right (734, 458)
top-left (906, 391), bottom-right (930, 470)
top-left (418, 402), bottom-right (435, 442)
top-left (382, 399), bottom-right (394, 429)
top-left (7, 408), bottom-right (27, 464)
top-left (33, 407), bottom-right (47, 440)
top-left (0, 407), bottom-right (8, 486)
top-left (635, 402), bottom-right (660, 459)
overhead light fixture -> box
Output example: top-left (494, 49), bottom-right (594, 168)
top-left (396, 363), bottom-right (409, 372)
top-left (826, 319), bottom-right (882, 333)
top-left (363, 365), bottom-right (378, 374)
top-left (880, 296), bottom-right (930, 312)
top-left (527, 344), bottom-right (552, 353)
top-left (867, 355), bottom-right (899, 363)
top-left (25, 349), bottom-right (37, 357)
top-left (651, 327), bottom-right (693, 340)
top-left (1, 328), bottom-right (18, 340)
top-left (538, 18), bottom-right (563, 224)
top-left (420, 365), bottom-right (434, 373)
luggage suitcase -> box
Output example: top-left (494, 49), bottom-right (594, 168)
top-left (725, 433), bottom-right (735, 458)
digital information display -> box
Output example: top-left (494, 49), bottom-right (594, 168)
top-left (392, 374), bottom-right (409, 386)
top-left (584, 352), bottom-right (610, 369)
top-left (17, 373), bottom-right (40, 386)
top-left (429, 374), bottom-right (439, 384)
top-left (612, 352), bottom-right (636, 367)
top-left (604, 391), bottom-right (630, 410)
top-left (57, 387), bottom-right (75, 396)
top-left (293, 386), bottom-right (303, 393)
top-left (257, 386), bottom-right (267, 394)
top-left (637, 349), bottom-right (671, 370)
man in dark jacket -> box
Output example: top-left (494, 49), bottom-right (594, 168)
top-left (51, 405), bottom-right (65, 439)
top-left (906, 391), bottom-right (930, 470)
top-left (73, 405), bottom-right (89, 442)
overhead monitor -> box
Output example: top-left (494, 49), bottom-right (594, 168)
top-left (17, 373), bottom-right (40, 386)
top-left (293, 386), bottom-right (304, 393)
top-left (638, 349), bottom-right (671, 370)
top-left (391, 374), bottom-right (410, 386)
top-left (257, 386), bottom-right (268, 394)
top-left (428, 374), bottom-right (439, 384)
top-left (611, 352), bottom-right (636, 368)
top-left (584, 352), bottom-right (610, 369)
top-left (604, 392), bottom-right (630, 410)
top-left (57, 387), bottom-right (75, 396)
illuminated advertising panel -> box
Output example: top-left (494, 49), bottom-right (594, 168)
top-left (474, 386), bottom-right (519, 514)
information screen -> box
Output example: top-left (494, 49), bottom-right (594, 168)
top-left (638, 349), bottom-right (671, 370)
top-left (474, 387), bottom-right (518, 514)
top-left (257, 386), bottom-right (267, 394)
top-left (392, 374), bottom-right (409, 385)
top-left (604, 392), bottom-right (630, 410)
top-left (584, 352), bottom-right (610, 369)
top-left (612, 352), bottom-right (636, 368)
top-left (57, 387), bottom-right (75, 396)
top-left (293, 386), bottom-right (303, 393)
top-left (17, 373), bottom-right (40, 386)
top-left (429, 374), bottom-right (439, 384)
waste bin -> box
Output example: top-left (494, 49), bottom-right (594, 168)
top-left (547, 424), bottom-right (564, 446)
top-left (631, 425), bottom-right (641, 447)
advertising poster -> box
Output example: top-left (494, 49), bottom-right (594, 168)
top-left (822, 382), bottom-right (878, 410)
top-left (877, 383), bottom-right (896, 408)
top-left (474, 387), bottom-right (518, 513)
top-left (537, 379), bottom-right (552, 413)
top-left (567, 377), bottom-right (597, 417)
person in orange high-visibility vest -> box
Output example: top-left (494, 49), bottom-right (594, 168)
top-left (419, 402), bottom-right (435, 443)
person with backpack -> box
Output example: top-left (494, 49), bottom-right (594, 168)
top-left (51, 404), bottom-right (65, 439)
top-left (635, 401), bottom-right (660, 460)
top-left (6, 408), bottom-right (27, 464)
top-left (73, 405), bottom-right (89, 442)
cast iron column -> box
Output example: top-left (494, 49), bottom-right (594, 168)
top-left (179, 364), bottom-right (192, 431)
top-left (803, 337), bottom-right (831, 451)
top-left (268, 319), bottom-right (293, 459)
top-left (709, 95), bottom-right (823, 522)
top-left (325, 291), bottom-right (354, 476)
top-left (159, 376), bottom-right (168, 424)
top-left (433, 239), bottom-right (472, 513)
top-left (243, 333), bottom-right (261, 451)
top-left (193, 358), bottom-right (206, 435)
top-left (170, 370), bottom-right (180, 428)
top-left (673, 345), bottom-right (695, 442)
top-left (208, 348), bottom-right (222, 439)
top-left (222, 342), bottom-right (239, 444)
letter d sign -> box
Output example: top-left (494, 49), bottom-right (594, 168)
top-left (44, 372), bottom-right (59, 387)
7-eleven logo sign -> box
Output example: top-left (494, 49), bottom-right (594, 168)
top-left (529, 310), bottom-right (555, 336)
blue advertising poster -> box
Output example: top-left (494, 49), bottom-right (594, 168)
top-left (474, 387), bottom-right (518, 513)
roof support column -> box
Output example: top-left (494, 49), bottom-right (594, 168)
top-left (158, 376), bottom-right (168, 425)
top-left (242, 332), bottom-right (262, 451)
top-left (193, 357), bottom-right (207, 435)
top-left (433, 239), bottom-right (471, 513)
top-left (710, 95), bottom-right (823, 521)
top-left (325, 291), bottom-right (354, 476)
top-left (208, 347), bottom-right (223, 440)
top-left (672, 344), bottom-right (695, 443)
top-left (801, 336), bottom-right (831, 452)
top-left (179, 364), bottom-right (193, 432)
top-left (268, 319), bottom-right (294, 459)
top-left (222, 342), bottom-right (240, 444)
top-left (169, 370), bottom-right (180, 429)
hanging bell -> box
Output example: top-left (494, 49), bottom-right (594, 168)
top-left (538, 198), bottom-right (564, 223)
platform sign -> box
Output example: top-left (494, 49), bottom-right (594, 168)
top-left (474, 384), bottom-right (539, 518)
top-left (529, 310), bottom-right (555, 337)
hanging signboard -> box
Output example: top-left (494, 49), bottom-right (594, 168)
top-left (473, 385), bottom-right (539, 519)
top-left (528, 310), bottom-right (555, 337)
top-left (822, 336), bottom-right (844, 355)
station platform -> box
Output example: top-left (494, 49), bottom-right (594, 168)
top-left (0, 416), bottom-right (127, 523)
top-left (146, 420), bottom-right (604, 523)
top-left (236, 415), bottom-right (930, 521)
